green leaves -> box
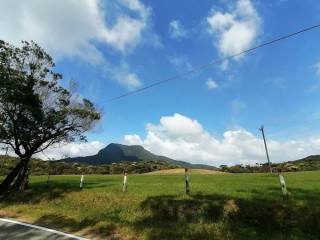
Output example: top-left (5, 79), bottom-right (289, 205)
top-left (0, 40), bottom-right (101, 157)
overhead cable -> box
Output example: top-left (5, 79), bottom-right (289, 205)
top-left (104, 24), bottom-right (320, 103)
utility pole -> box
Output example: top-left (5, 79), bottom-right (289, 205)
top-left (259, 125), bottom-right (272, 174)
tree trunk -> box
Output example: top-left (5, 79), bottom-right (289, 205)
top-left (0, 156), bottom-right (31, 194)
top-left (11, 158), bottom-right (31, 191)
top-left (0, 159), bottom-right (24, 194)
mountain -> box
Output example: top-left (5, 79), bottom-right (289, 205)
top-left (60, 143), bottom-right (217, 170)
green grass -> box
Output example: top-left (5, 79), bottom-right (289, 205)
top-left (0, 172), bottom-right (319, 240)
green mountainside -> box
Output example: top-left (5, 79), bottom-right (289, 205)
top-left (277, 155), bottom-right (320, 171)
top-left (220, 155), bottom-right (320, 173)
top-left (60, 143), bottom-right (217, 170)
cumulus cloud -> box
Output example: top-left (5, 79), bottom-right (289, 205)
top-left (0, 0), bottom-right (150, 61)
top-left (206, 78), bottom-right (219, 89)
top-left (123, 113), bottom-right (320, 166)
top-left (169, 20), bottom-right (188, 40)
top-left (0, 141), bottom-right (105, 160)
top-left (207, 0), bottom-right (262, 58)
top-left (124, 134), bottom-right (143, 145)
top-left (0, 0), bottom-right (151, 90)
top-left (102, 16), bottom-right (146, 52)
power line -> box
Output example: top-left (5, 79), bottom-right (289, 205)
top-left (103, 24), bottom-right (320, 103)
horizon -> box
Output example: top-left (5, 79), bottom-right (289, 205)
top-left (2, 142), bottom-right (318, 168)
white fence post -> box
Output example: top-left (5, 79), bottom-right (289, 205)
top-left (123, 173), bottom-right (128, 192)
top-left (80, 174), bottom-right (84, 190)
top-left (278, 169), bottom-right (288, 199)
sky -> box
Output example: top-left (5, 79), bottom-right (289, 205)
top-left (1, 0), bottom-right (320, 167)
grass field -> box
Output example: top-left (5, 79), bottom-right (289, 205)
top-left (0, 171), bottom-right (319, 240)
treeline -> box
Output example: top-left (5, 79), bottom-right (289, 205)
top-left (219, 155), bottom-right (320, 173)
top-left (219, 163), bottom-right (269, 173)
top-left (0, 155), bottom-right (181, 176)
top-left (2, 155), bottom-right (319, 176)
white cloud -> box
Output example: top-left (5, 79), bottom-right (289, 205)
top-left (123, 113), bottom-right (320, 166)
top-left (0, 0), bottom-right (152, 90)
top-left (0, 0), bottom-right (150, 61)
top-left (124, 134), bottom-right (143, 145)
top-left (0, 141), bottom-right (105, 161)
top-left (120, 0), bottom-right (149, 20)
top-left (206, 78), bottom-right (219, 89)
top-left (169, 20), bottom-right (188, 40)
top-left (207, 0), bottom-right (262, 59)
top-left (102, 16), bottom-right (146, 52)
top-left (111, 62), bottom-right (142, 90)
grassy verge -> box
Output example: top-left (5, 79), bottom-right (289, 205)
top-left (0, 171), bottom-right (319, 240)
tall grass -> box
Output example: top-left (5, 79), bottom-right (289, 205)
top-left (0, 171), bottom-right (319, 240)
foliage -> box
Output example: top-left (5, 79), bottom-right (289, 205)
top-left (0, 40), bottom-right (100, 192)
top-left (0, 155), bottom-right (180, 176)
top-left (219, 155), bottom-right (320, 173)
top-left (0, 171), bottom-right (319, 240)
top-left (278, 155), bottom-right (320, 171)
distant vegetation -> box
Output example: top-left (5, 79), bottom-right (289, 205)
top-left (0, 155), bottom-right (181, 176)
top-left (220, 155), bottom-right (320, 173)
top-left (1, 154), bottom-right (320, 176)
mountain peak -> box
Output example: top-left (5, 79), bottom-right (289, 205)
top-left (61, 143), bottom-right (216, 169)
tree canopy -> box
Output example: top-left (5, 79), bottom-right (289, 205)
top-left (0, 40), bottom-right (101, 193)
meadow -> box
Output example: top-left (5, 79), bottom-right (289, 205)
top-left (0, 170), bottom-right (319, 240)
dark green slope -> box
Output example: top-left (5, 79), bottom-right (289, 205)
top-left (60, 143), bottom-right (217, 170)
top-left (278, 155), bottom-right (320, 171)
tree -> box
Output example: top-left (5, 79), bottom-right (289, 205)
top-left (219, 165), bottom-right (229, 172)
top-left (0, 40), bottom-right (101, 193)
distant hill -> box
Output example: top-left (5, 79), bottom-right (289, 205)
top-left (60, 143), bottom-right (217, 170)
top-left (220, 155), bottom-right (320, 173)
top-left (277, 155), bottom-right (320, 171)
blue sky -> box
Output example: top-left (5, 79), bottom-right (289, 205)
top-left (1, 0), bottom-right (320, 166)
